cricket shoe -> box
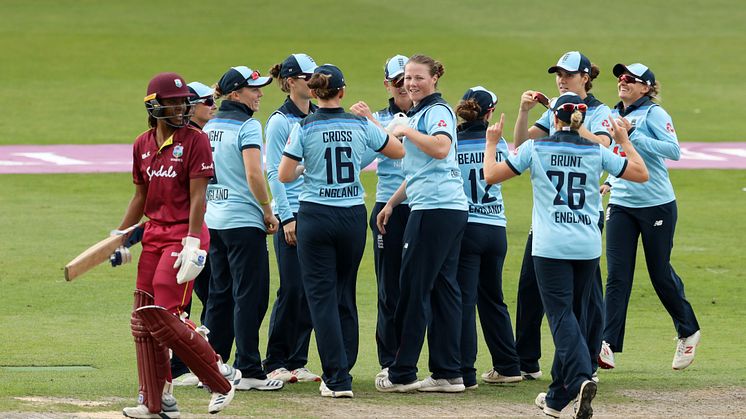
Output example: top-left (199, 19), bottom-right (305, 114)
top-left (236, 377), bottom-right (284, 391)
top-left (572, 380), bottom-right (597, 419)
top-left (598, 341), bottom-right (615, 369)
top-left (267, 367), bottom-right (297, 383)
top-left (375, 376), bottom-right (420, 393)
top-left (172, 372), bottom-right (199, 387)
top-left (481, 368), bottom-right (523, 384)
top-left (291, 367), bottom-right (321, 382)
top-left (673, 330), bottom-right (701, 370)
top-left (206, 363), bottom-right (240, 414)
top-left (534, 392), bottom-right (561, 418)
top-left (319, 380), bottom-right (354, 398)
top-left (591, 371), bottom-right (599, 383)
top-left (521, 370), bottom-right (543, 380)
top-left (417, 376), bottom-right (465, 393)
top-left (123, 386), bottom-right (180, 419)
top-left (375, 367), bottom-right (389, 379)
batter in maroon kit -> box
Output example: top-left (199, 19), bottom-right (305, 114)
top-left (118, 72), bottom-right (239, 418)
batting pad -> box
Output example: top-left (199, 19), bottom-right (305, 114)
top-left (136, 305), bottom-right (231, 395)
top-left (131, 290), bottom-right (169, 414)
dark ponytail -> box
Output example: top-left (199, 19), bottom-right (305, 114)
top-left (308, 73), bottom-right (340, 100)
top-left (269, 63), bottom-right (291, 93)
top-left (584, 63), bottom-right (600, 92)
top-left (455, 99), bottom-right (482, 122)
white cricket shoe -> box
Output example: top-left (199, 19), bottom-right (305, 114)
top-left (319, 380), bottom-right (354, 398)
top-left (481, 368), bottom-right (523, 384)
top-left (172, 372), bottom-right (199, 387)
top-left (267, 367), bottom-right (297, 383)
top-left (591, 371), bottom-right (599, 383)
top-left (291, 367), bottom-right (321, 382)
top-left (123, 384), bottom-right (180, 419)
top-left (673, 330), bottom-right (701, 370)
top-left (375, 376), bottom-right (420, 393)
top-left (598, 341), bottom-right (615, 369)
top-left (375, 367), bottom-right (389, 379)
top-left (572, 380), bottom-right (597, 419)
top-left (521, 370), bottom-right (543, 380)
top-left (236, 377), bottom-right (284, 391)
top-left (534, 392), bottom-right (561, 418)
top-left (207, 363), bottom-right (240, 414)
top-left (417, 376), bottom-right (465, 393)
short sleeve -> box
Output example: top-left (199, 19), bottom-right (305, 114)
top-left (600, 145), bottom-right (627, 178)
top-left (423, 105), bottom-right (455, 140)
top-left (534, 109), bottom-right (551, 133)
top-left (238, 119), bottom-right (262, 151)
top-left (132, 142), bottom-right (145, 185)
top-left (283, 124), bottom-right (304, 161)
top-left (188, 131), bottom-right (215, 179)
top-left (365, 119), bottom-right (389, 152)
top-left (587, 105), bottom-right (613, 140)
top-left (507, 140), bottom-right (533, 174)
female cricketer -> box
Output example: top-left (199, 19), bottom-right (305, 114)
top-left (264, 53), bottom-right (321, 384)
top-left (120, 72), bottom-right (238, 418)
top-left (202, 66), bottom-right (283, 392)
top-left (454, 86), bottom-right (521, 389)
top-left (375, 54), bottom-right (469, 394)
top-left (512, 51), bottom-right (612, 379)
top-left (600, 62), bottom-right (701, 371)
top-left (349, 53), bottom-right (412, 377)
top-left (484, 92), bottom-right (648, 419)
top-left (278, 64), bottom-right (404, 398)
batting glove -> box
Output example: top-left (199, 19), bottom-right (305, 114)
top-left (110, 246), bottom-right (132, 267)
top-left (385, 112), bottom-right (409, 133)
top-left (173, 236), bottom-right (207, 284)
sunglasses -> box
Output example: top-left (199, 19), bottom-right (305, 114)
top-left (533, 92), bottom-right (550, 108)
top-left (554, 103), bottom-right (588, 113)
top-left (294, 73), bottom-right (313, 81)
top-left (390, 76), bottom-right (405, 88)
top-left (618, 74), bottom-right (648, 85)
top-left (192, 97), bottom-right (215, 107)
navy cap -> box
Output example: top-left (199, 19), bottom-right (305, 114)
top-left (613, 62), bottom-right (656, 86)
top-left (314, 64), bottom-right (345, 89)
top-left (551, 92), bottom-right (586, 124)
top-left (218, 66), bottom-right (272, 94)
top-left (187, 81), bottom-right (214, 101)
top-left (548, 51), bottom-right (591, 74)
top-left (280, 54), bottom-right (317, 78)
top-left (462, 86), bottom-right (497, 117)
top-left (384, 54), bottom-right (408, 80)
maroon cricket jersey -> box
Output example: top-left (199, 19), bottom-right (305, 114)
top-left (132, 125), bottom-right (214, 224)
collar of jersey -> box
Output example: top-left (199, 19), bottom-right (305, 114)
top-left (218, 99), bottom-right (254, 118)
top-left (457, 119), bottom-right (488, 134)
top-left (583, 93), bottom-right (602, 108)
top-left (614, 95), bottom-right (653, 117)
top-left (387, 97), bottom-right (406, 115)
top-left (316, 107), bottom-right (345, 114)
top-left (281, 96), bottom-right (317, 118)
top-left (407, 92), bottom-right (443, 116)
top-left (157, 134), bottom-right (175, 153)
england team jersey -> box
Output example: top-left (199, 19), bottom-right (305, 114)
top-left (534, 93), bottom-right (612, 142)
top-left (265, 97), bottom-right (318, 223)
top-left (456, 120), bottom-right (509, 226)
top-left (203, 101), bottom-right (266, 231)
top-left (360, 98), bottom-right (407, 204)
top-left (606, 96), bottom-right (679, 207)
top-left (507, 131), bottom-right (627, 259)
top-left (402, 93), bottom-right (468, 211)
top-left (283, 108), bottom-right (389, 207)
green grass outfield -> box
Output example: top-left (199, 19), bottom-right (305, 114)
top-left (2, 0), bottom-right (746, 416)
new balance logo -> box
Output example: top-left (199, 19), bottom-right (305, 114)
top-left (654, 220), bottom-right (663, 227)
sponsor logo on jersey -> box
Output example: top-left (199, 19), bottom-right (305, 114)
top-left (141, 151), bottom-right (151, 159)
top-left (173, 145), bottom-right (184, 158)
top-left (666, 122), bottom-right (675, 133)
top-left (146, 165), bottom-right (177, 180)
top-left (201, 162), bottom-right (213, 171)
top-left (437, 120), bottom-right (447, 127)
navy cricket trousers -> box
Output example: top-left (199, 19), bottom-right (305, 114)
top-left (603, 201), bottom-right (699, 352)
top-left (369, 202), bottom-right (410, 369)
top-left (204, 226), bottom-right (270, 379)
top-left (296, 202), bottom-right (367, 391)
top-left (515, 212), bottom-right (605, 373)
top-left (265, 214), bottom-right (313, 373)
top-left (534, 256), bottom-right (597, 411)
top-left (388, 209), bottom-right (468, 384)
top-left (457, 223), bottom-right (520, 387)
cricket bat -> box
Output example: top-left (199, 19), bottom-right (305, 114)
top-left (64, 222), bottom-right (143, 281)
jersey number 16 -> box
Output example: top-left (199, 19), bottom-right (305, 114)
top-left (324, 146), bottom-right (354, 184)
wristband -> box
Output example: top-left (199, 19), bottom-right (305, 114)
top-left (259, 199), bottom-right (270, 206)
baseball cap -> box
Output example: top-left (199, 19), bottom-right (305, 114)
top-left (385, 54), bottom-right (409, 80)
top-left (280, 54), bottom-right (318, 78)
top-left (218, 66), bottom-right (272, 94)
top-left (462, 86), bottom-right (497, 117)
top-left (613, 62), bottom-right (656, 86)
top-left (145, 72), bottom-right (191, 102)
top-left (548, 51), bottom-right (591, 74)
top-left (314, 64), bottom-right (346, 89)
top-left (187, 82), bottom-right (214, 101)
top-left (551, 92), bottom-right (586, 124)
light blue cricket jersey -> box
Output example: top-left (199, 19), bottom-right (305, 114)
top-left (507, 131), bottom-right (628, 259)
top-left (265, 97), bottom-right (318, 224)
top-left (535, 93), bottom-right (613, 141)
top-left (402, 93), bottom-right (468, 211)
top-left (456, 120), bottom-right (509, 226)
top-left (203, 101), bottom-right (266, 231)
top-left (283, 107), bottom-right (389, 207)
top-left (360, 98), bottom-right (408, 204)
top-left (606, 96), bottom-right (679, 208)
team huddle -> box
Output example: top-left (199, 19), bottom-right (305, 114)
top-left (113, 51), bottom-right (701, 419)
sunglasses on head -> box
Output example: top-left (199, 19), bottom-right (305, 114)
top-left (618, 74), bottom-right (647, 85)
top-left (554, 103), bottom-right (588, 113)
top-left (533, 92), bottom-right (550, 108)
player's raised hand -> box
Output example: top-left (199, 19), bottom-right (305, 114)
top-left (608, 116), bottom-right (630, 145)
top-left (350, 101), bottom-right (373, 119)
top-left (486, 113), bottom-right (505, 145)
top-left (519, 90), bottom-right (540, 111)
top-left (616, 116), bottom-right (633, 132)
